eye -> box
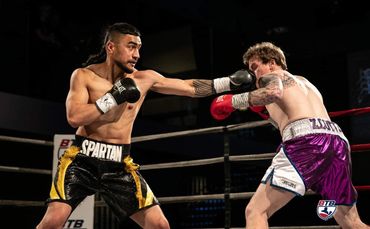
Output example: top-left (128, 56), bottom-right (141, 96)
top-left (250, 63), bottom-right (257, 71)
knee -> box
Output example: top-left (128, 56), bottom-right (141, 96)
top-left (153, 217), bottom-right (170, 229)
top-left (245, 203), bottom-right (255, 219)
top-left (245, 202), bottom-right (268, 220)
top-left (36, 215), bottom-right (65, 229)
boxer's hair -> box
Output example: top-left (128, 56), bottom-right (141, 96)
top-left (82, 22), bottom-right (141, 67)
top-left (243, 42), bottom-right (287, 70)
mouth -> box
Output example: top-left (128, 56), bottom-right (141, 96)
top-left (128, 61), bottom-right (137, 67)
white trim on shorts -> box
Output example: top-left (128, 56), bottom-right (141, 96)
top-left (282, 118), bottom-right (348, 143)
top-left (261, 146), bottom-right (306, 196)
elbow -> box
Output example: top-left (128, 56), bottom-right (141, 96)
top-left (68, 119), bottom-right (80, 129)
top-left (268, 89), bottom-right (283, 102)
top-left (67, 115), bottom-right (80, 128)
top-left (274, 89), bottom-right (284, 100)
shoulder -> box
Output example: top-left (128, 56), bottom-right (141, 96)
top-left (259, 70), bottom-right (298, 88)
top-left (70, 67), bottom-right (98, 84)
top-left (133, 69), bottom-right (165, 81)
top-left (294, 75), bottom-right (309, 82)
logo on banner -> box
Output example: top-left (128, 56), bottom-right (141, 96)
top-left (58, 139), bottom-right (73, 158)
top-left (317, 200), bottom-right (336, 221)
top-left (64, 219), bottom-right (85, 228)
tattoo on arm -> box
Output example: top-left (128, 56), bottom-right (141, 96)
top-left (193, 79), bottom-right (215, 97)
top-left (251, 73), bottom-right (287, 105)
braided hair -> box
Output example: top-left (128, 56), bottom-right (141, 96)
top-left (82, 22), bottom-right (141, 67)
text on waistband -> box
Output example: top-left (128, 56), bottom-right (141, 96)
top-left (80, 139), bottom-right (122, 162)
top-left (309, 118), bottom-right (342, 133)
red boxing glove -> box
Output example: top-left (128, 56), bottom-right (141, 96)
top-left (249, 105), bottom-right (265, 113)
top-left (249, 105), bottom-right (269, 120)
top-left (210, 94), bottom-right (235, 120)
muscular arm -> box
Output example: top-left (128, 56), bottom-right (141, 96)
top-left (248, 72), bottom-right (287, 106)
top-left (66, 69), bottom-right (101, 128)
top-left (149, 70), bottom-right (215, 97)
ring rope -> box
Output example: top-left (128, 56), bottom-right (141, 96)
top-left (329, 106), bottom-right (370, 117)
top-left (0, 135), bottom-right (53, 146)
top-left (1, 105), bottom-right (369, 145)
top-left (3, 186), bottom-right (369, 207)
top-left (0, 165), bottom-right (51, 175)
top-left (0, 120), bottom-right (270, 146)
top-left (1, 145), bottom-right (367, 174)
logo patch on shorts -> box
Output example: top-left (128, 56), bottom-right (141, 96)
top-left (280, 178), bottom-right (296, 189)
top-left (317, 200), bottom-right (336, 221)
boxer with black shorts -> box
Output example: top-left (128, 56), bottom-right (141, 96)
top-left (211, 42), bottom-right (369, 228)
top-left (49, 135), bottom-right (157, 217)
top-left (36, 22), bottom-right (256, 229)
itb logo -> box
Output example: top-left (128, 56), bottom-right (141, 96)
top-left (317, 200), bottom-right (336, 221)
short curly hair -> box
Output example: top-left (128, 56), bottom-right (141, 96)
top-left (243, 42), bottom-right (287, 70)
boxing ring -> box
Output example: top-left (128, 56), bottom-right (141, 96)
top-left (1, 106), bottom-right (370, 228)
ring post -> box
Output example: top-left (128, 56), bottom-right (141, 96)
top-left (223, 127), bottom-right (231, 229)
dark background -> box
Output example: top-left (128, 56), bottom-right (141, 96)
top-left (1, 0), bottom-right (370, 228)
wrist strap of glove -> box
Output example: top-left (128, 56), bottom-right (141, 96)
top-left (95, 93), bottom-right (118, 114)
top-left (232, 92), bottom-right (250, 110)
top-left (213, 77), bottom-right (230, 94)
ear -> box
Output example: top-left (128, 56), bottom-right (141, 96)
top-left (106, 41), bottom-right (115, 54)
top-left (269, 60), bottom-right (276, 70)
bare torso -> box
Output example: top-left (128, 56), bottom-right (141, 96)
top-left (74, 68), bottom-right (157, 144)
top-left (265, 71), bottom-right (331, 134)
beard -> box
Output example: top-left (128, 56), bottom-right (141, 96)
top-left (115, 60), bottom-right (134, 74)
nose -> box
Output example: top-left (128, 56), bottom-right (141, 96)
top-left (133, 48), bottom-right (140, 59)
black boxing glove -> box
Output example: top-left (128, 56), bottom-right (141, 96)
top-left (95, 78), bottom-right (141, 114)
top-left (213, 69), bottom-right (256, 93)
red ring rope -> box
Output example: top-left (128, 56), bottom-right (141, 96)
top-left (329, 106), bottom-right (370, 118)
top-left (351, 143), bottom-right (370, 152)
top-left (355, 185), bottom-right (370, 191)
top-left (249, 106), bottom-right (370, 120)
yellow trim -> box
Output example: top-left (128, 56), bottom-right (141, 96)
top-left (50, 146), bottom-right (79, 200)
top-left (144, 185), bottom-right (155, 206)
top-left (123, 155), bottom-right (145, 208)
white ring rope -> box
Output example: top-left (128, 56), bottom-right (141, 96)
top-left (0, 135), bottom-right (54, 146)
top-left (0, 120), bottom-right (273, 174)
top-left (1, 190), bottom-right (317, 207)
top-left (0, 152), bottom-right (277, 174)
top-left (0, 120), bottom-right (271, 146)
top-left (0, 165), bottom-right (51, 175)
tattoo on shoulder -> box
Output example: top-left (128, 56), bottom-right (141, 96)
top-left (258, 72), bottom-right (296, 89)
top-left (193, 79), bottom-right (214, 97)
top-left (281, 72), bottom-right (296, 88)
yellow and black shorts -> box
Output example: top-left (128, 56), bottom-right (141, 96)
top-left (47, 135), bottom-right (159, 218)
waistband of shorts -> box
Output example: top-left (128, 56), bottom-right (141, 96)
top-left (282, 118), bottom-right (346, 142)
top-left (74, 135), bottom-right (130, 162)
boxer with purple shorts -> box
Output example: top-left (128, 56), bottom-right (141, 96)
top-left (211, 42), bottom-right (369, 228)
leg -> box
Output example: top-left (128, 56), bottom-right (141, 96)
top-left (334, 204), bottom-right (370, 229)
top-left (130, 205), bottom-right (170, 229)
top-left (36, 202), bottom-right (72, 229)
top-left (245, 181), bottom-right (295, 229)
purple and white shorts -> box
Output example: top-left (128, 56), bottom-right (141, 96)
top-left (262, 118), bottom-right (357, 205)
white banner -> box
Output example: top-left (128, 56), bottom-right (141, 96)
top-left (53, 134), bottom-right (94, 229)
